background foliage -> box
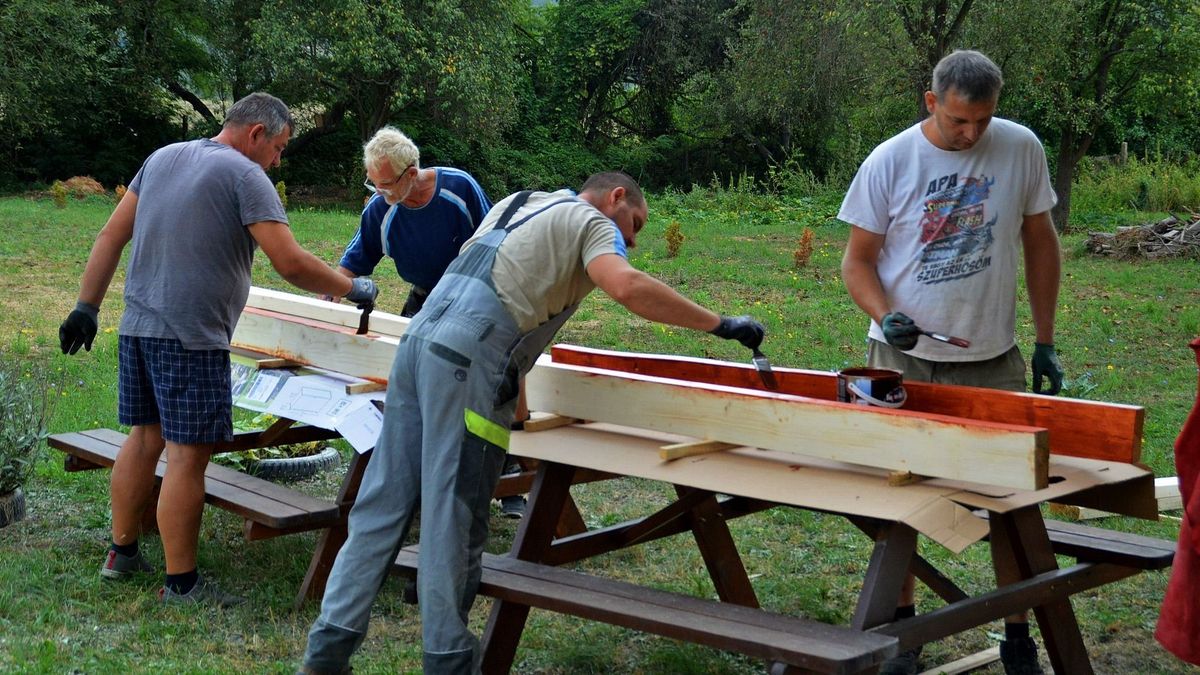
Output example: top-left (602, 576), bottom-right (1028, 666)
top-left (3, 0), bottom-right (1200, 227)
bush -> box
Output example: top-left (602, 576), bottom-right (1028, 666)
top-left (1073, 155), bottom-right (1200, 214)
top-left (0, 355), bottom-right (53, 495)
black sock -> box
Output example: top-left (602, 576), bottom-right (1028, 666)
top-left (1005, 621), bottom-right (1030, 641)
top-left (165, 570), bottom-right (199, 595)
top-left (111, 541), bottom-right (138, 557)
top-left (894, 604), bottom-right (917, 621)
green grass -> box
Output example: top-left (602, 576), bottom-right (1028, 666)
top-left (1, 186), bottom-right (1198, 673)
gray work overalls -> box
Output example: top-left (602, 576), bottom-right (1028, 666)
top-left (305, 192), bottom-right (581, 674)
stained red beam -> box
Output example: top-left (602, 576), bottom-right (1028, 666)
top-left (549, 345), bottom-right (1143, 464)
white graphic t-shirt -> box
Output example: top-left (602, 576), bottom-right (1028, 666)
top-left (838, 118), bottom-right (1057, 361)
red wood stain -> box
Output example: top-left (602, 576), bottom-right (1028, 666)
top-left (551, 344), bottom-right (1143, 463)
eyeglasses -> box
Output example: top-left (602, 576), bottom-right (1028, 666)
top-left (363, 165), bottom-right (414, 196)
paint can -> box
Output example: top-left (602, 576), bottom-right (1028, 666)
top-left (836, 367), bottom-right (907, 408)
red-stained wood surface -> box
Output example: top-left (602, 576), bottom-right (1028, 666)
top-left (549, 345), bottom-right (1143, 464)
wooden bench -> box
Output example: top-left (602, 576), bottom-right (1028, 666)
top-left (392, 547), bottom-right (899, 674)
top-left (1040, 518), bottom-right (1175, 569)
top-left (48, 428), bottom-right (342, 540)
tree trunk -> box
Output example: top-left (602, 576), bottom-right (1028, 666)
top-left (1052, 125), bottom-right (1095, 234)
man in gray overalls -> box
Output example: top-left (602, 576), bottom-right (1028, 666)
top-left (300, 172), bottom-right (766, 674)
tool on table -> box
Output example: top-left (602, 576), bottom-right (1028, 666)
top-left (356, 302), bottom-right (374, 335)
top-left (919, 328), bottom-right (970, 348)
top-left (750, 347), bottom-right (779, 389)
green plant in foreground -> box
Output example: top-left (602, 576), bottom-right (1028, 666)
top-left (0, 354), bottom-right (53, 495)
top-left (212, 412), bottom-right (322, 473)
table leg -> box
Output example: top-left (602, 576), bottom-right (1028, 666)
top-left (989, 506), bottom-right (1094, 675)
top-left (851, 521), bottom-right (918, 631)
top-left (481, 461), bottom-right (577, 674)
top-left (294, 449), bottom-right (373, 609)
top-left (676, 486), bottom-right (760, 608)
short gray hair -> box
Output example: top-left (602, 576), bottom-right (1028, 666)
top-left (224, 92), bottom-right (294, 138)
top-left (932, 50), bottom-right (1004, 102)
top-left (580, 171), bottom-right (645, 208)
top-left (363, 126), bottom-right (421, 173)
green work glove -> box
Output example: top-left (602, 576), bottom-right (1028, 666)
top-left (881, 312), bottom-right (921, 351)
top-left (1032, 342), bottom-right (1064, 396)
top-left (59, 301), bottom-right (99, 355)
top-left (710, 315), bottom-right (765, 351)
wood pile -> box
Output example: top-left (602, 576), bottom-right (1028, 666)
top-left (1086, 213), bottom-right (1200, 259)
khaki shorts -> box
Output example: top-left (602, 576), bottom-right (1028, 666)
top-left (866, 340), bottom-right (1026, 392)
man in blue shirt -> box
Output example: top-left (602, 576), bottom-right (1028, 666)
top-left (332, 126), bottom-right (491, 318)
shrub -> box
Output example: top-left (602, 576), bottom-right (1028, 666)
top-left (50, 181), bottom-right (67, 208)
top-left (664, 221), bottom-right (684, 257)
top-left (0, 355), bottom-right (53, 495)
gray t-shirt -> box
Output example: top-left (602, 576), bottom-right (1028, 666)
top-left (120, 139), bottom-right (288, 350)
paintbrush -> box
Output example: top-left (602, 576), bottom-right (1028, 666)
top-left (920, 329), bottom-right (971, 348)
top-left (751, 347), bottom-right (779, 389)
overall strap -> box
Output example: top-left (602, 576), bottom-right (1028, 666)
top-left (492, 191), bottom-right (534, 231)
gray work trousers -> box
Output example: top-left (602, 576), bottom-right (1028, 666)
top-left (303, 276), bottom-right (519, 674)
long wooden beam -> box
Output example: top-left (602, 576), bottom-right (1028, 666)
top-left (231, 306), bottom-right (399, 384)
top-left (525, 357), bottom-right (1049, 490)
top-left (245, 286), bottom-right (411, 338)
top-left (549, 345), bottom-right (1143, 464)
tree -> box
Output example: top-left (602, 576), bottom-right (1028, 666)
top-left (0, 0), bottom-right (106, 164)
top-left (252, 0), bottom-right (523, 148)
top-left (1012, 0), bottom-right (1198, 230)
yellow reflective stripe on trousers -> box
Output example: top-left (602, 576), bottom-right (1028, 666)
top-left (464, 408), bottom-right (510, 451)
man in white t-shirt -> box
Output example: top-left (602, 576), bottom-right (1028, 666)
top-left (839, 50), bottom-right (1063, 675)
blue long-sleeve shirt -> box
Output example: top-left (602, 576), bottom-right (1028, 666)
top-left (339, 167), bottom-right (491, 291)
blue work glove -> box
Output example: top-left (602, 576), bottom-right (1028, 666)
top-left (59, 301), bottom-right (99, 355)
top-left (344, 277), bottom-right (378, 308)
top-left (1032, 342), bottom-right (1064, 396)
top-left (710, 315), bottom-right (765, 351)
top-left (881, 312), bottom-right (921, 351)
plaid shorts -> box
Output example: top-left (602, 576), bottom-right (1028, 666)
top-left (118, 335), bottom-right (233, 444)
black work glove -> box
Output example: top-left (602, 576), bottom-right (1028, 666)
top-left (60, 301), bottom-right (99, 355)
top-left (710, 315), bottom-right (765, 351)
top-left (1032, 342), bottom-right (1064, 396)
top-left (344, 277), bottom-right (379, 308)
top-left (881, 312), bottom-right (921, 351)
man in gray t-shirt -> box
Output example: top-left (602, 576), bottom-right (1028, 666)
top-left (59, 92), bottom-right (378, 607)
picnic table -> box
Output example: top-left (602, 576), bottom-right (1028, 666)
top-left (390, 421), bottom-right (1173, 674)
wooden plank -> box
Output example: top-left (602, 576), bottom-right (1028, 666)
top-left (549, 344), bottom-right (1144, 463)
top-left (525, 358), bottom-right (1049, 490)
top-left (919, 646), bottom-right (1000, 674)
top-left (231, 306), bottom-right (399, 384)
top-left (245, 286), bottom-right (411, 338)
top-left (521, 413), bottom-right (580, 432)
top-left (659, 440), bottom-right (738, 461)
top-left (398, 548), bottom-right (899, 673)
top-left (345, 381), bottom-right (386, 395)
top-left (50, 429), bottom-right (339, 531)
top-left (1053, 476), bottom-right (1182, 520)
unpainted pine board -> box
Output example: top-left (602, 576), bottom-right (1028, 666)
top-left (918, 646), bottom-right (1000, 675)
top-left (525, 358), bottom-right (1049, 491)
top-left (246, 286), bottom-right (411, 338)
top-left (550, 344), bottom-right (1143, 463)
top-left (231, 307), bottom-right (398, 384)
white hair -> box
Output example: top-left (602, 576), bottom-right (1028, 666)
top-left (363, 126), bottom-right (420, 172)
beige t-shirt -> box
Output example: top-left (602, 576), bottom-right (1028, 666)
top-left (460, 189), bottom-right (626, 332)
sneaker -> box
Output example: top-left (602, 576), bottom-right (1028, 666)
top-left (100, 549), bottom-right (154, 579)
top-left (158, 575), bottom-right (246, 608)
top-left (499, 495), bottom-right (527, 520)
top-left (878, 645), bottom-right (922, 675)
top-left (999, 636), bottom-right (1045, 675)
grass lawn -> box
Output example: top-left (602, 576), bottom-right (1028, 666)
top-left (0, 188), bottom-right (1197, 673)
